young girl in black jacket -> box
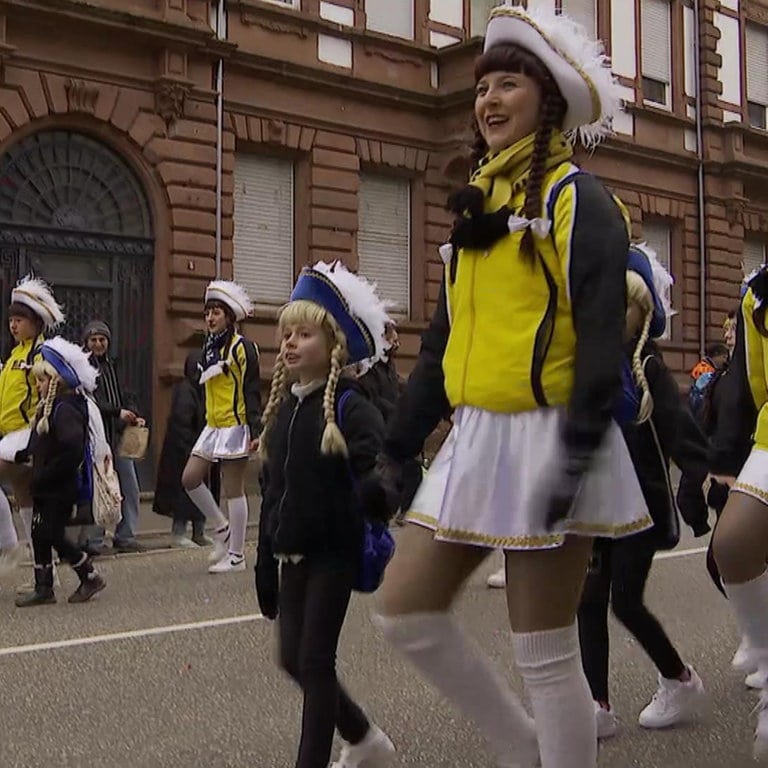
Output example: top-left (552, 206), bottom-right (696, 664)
top-left (577, 245), bottom-right (708, 737)
top-left (255, 261), bottom-right (396, 768)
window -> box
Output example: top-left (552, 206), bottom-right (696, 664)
top-left (208, 1), bottom-right (227, 37)
top-left (747, 24), bottom-right (768, 130)
top-left (641, 0), bottom-right (671, 108)
top-left (642, 220), bottom-right (673, 339)
top-left (366, 0), bottom-right (414, 40)
top-left (744, 237), bottom-right (767, 277)
top-left (233, 155), bottom-right (294, 305)
top-left (470, 0), bottom-right (507, 38)
top-left (262, 0), bottom-right (300, 7)
top-left (358, 174), bottom-right (411, 314)
top-left (559, 0), bottom-right (596, 38)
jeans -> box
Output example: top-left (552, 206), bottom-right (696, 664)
top-left (278, 556), bottom-right (370, 768)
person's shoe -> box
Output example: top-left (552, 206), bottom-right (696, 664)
top-left (208, 525), bottom-right (231, 563)
top-left (746, 670), bottom-right (768, 690)
top-left (15, 565), bottom-right (56, 608)
top-left (638, 666), bottom-right (706, 729)
top-left (192, 533), bottom-right (214, 547)
top-left (113, 539), bottom-right (145, 554)
top-left (330, 724), bottom-right (395, 767)
top-left (0, 544), bottom-right (25, 578)
top-left (172, 535), bottom-right (197, 549)
top-left (208, 553), bottom-right (245, 574)
top-left (733, 637), bottom-right (758, 674)
top-left (487, 565), bottom-right (506, 589)
top-left (83, 543), bottom-right (111, 558)
top-left (595, 701), bottom-right (618, 739)
top-left (68, 573), bottom-right (106, 603)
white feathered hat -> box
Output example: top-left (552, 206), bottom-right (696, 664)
top-left (205, 280), bottom-right (253, 322)
top-left (483, 5), bottom-right (624, 147)
top-left (38, 336), bottom-right (99, 393)
top-left (10, 275), bottom-right (65, 331)
top-left (289, 261), bottom-right (393, 365)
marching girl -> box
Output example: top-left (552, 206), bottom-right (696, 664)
top-left (577, 245), bottom-right (708, 739)
top-left (710, 265), bottom-right (768, 759)
top-left (0, 276), bottom-right (65, 576)
top-left (182, 281), bottom-right (261, 574)
top-left (255, 261), bottom-right (395, 768)
top-left (14, 337), bottom-right (106, 607)
top-left (372, 7), bottom-right (650, 768)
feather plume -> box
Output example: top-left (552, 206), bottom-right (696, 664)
top-left (205, 280), bottom-right (253, 321)
top-left (41, 336), bottom-right (99, 393)
top-left (634, 242), bottom-right (675, 319)
top-left (11, 275), bottom-right (65, 330)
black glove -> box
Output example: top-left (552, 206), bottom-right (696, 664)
top-left (537, 453), bottom-right (589, 531)
top-left (254, 549), bottom-right (279, 621)
top-left (356, 475), bottom-right (394, 524)
top-left (13, 447), bottom-right (30, 465)
top-left (375, 454), bottom-right (404, 509)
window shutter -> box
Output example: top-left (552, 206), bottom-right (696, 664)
top-left (747, 25), bottom-right (768, 105)
top-left (561, 0), bottom-right (596, 38)
top-left (366, 0), bottom-right (414, 39)
top-left (470, 0), bottom-right (506, 37)
top-left (358, 174), bottom-right (411, 314)
top-left (641, 0), bottom-right (671, 82)
top-left (744, 237), bottom-right (767, 276)
top-left (233, 155), bottom-right (294, 305)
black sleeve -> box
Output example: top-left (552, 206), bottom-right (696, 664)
top-left (563, 176), bottom-right (628, 462)
top-left (385, 277), bottom-right (452, 462)
top-left (241, 340), bottom-right (262, 440)
top-left (257, 461), bottom-right (274, 554)
top-left (37, 403), bottom-right (86, 486)
top-left (710, 308), bottom-right (757, 475)
top-left (170, 382), bottom-right (200, 449)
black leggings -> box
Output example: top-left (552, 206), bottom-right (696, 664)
top-left (578, 531), bottom-right (686, 704)
top-left (278, 556), bottom-right (370, 768)
top-left (32, 498), bottom-right (87, 568)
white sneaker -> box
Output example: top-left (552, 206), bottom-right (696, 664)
top-left (487, 566), bottom-right (506, 589)
top-left (733, 638), bottom-right (758, 674)
top-left (0, 544), bottom-right (25, 578)
top-left (208, 526), bottom-right (231, 563)
top-left (208, 553), bottom-right (245, 574)
top-left (747, 670), bottom-right (768, 690)
top-left (330, 724), bottom-right (395, 768)
top-left (595, 702), bottom-right (618, 739)
top-left (173, 535), bottom-right (197, 549)
top-left (753, 691), bottom-right (768, 759)
top-left (638, 666), bottom-right (706, 729)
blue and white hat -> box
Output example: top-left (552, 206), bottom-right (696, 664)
top-left (627, 243), bottom-right (674, 339)
top-left (289, 261), bottom-right (392, 365)
top-left (39, 336), bottom-right (98, 393)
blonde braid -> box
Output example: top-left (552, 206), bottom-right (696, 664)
top-left (632, 310), bottom-right (654, 425)
top-left (36, 377), bottom-right (59, 435)
top-left (258, 357), bottom-right (288, 461)
top-left (320, 341), bottom-right (348, 457)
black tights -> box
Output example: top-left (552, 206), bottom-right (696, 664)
top-left (278, 556), bottom-right (370, 768)
top-left (578, 531), bottom-right (686, 704)
top-left (32, 498), bottom-right (88, 569)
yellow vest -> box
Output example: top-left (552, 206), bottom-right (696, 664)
top-left (0, 336), bottom-right (42, 435)
top-left (443, 162), bottom-right (628, 413)
top-left (204, 334), bottom-right (253, 429)
top-left (741, 289), bottom-right (768, 451)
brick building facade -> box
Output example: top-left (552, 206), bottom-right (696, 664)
top-left (1, 0), bottom-right (768, 463)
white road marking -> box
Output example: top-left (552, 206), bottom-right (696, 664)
top-left (654, 546), bottom-right (708, 561)
top-left (0, 612), bottom-right (265, 658)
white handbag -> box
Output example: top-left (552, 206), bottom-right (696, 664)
top-left (86, 397), bottom-right (123, 530)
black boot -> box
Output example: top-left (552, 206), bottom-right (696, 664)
top-left (15, 565), bottom-right (56, 608)
top-left (68, 557), bottom-right (106, 604)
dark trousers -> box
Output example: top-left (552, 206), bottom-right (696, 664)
top-left (578, 531), bottom-right (686, 704)
top-left (278, 556), bottom-right (370, 768)
top-left (32, 498), bottom-right (87, 568)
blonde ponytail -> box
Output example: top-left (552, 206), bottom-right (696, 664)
top-left (36, 376), bottom-right (59, 435)
top-left (632, 310), bottom-right (654, 424)
top-left (320, 341), bottom-right (348, 457)
top-left (258, 356), bottom-right (287, 461)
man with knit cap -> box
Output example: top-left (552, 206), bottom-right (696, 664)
top-left (80, 320), bottom-right (144, 554)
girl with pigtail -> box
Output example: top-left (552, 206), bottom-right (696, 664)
top-left (577, 244), bottom-right (710, 739)
top-left (255, 261), bottom-right (396, 768)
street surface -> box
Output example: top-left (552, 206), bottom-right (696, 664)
top-left (0, 527), bottom-right (756, 768)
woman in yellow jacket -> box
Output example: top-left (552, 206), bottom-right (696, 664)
top-left (182, 280), bottom-right (261, 574)
top-left (710, 267), bottom-right (768, 759)
top-left (373, 7), bottom-right (650, 768)
top-left (0, 276), bottom-right (64, 576)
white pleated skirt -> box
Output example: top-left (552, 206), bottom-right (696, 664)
top-left (191, 425), bottom-right (250, 462)
top-left (732, 448), bottom-right (768, 505)
top-left (0, 428), bottom-right (31, 462)
top-left (407, 406), bottom-right (652, 550)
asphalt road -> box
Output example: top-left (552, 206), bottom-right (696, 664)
top-left (0, 528), bottom-right (758, 768)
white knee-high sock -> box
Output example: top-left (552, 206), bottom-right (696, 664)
top-left (375, 612), bottom-right (539, 768)
top-left (186, 484), bottom-right (227, 530)
top-left (0, 488), bottom-right (18, 549)
top-left (725, 570), bottom-right (768, 673)
top-left (513, 624), bottom-right (597, 768)
top-left (19, 506), bottom-right (33, 545)
top-left (227, 496), bottom-right (248, 557)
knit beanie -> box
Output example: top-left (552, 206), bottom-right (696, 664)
top-left (83, 320), bottom-right (112, 343)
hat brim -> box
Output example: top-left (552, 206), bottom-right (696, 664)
top-left (484, 12), bottom-right (600, 131)
top-left (205, 288), bottom-right (247, 321)
top-left (40, 347), bottom-right (80, 390)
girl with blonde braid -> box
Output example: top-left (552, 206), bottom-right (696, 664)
top-left (577, 244), bottom-right (709, 738)
top-left (255, 261), bottom-right (396, 768)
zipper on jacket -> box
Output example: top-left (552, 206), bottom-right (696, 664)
top-left (460, 255), bottom-right (478, 401)
top-left (273, 400), bottom-right (301, 546)
top-left (530, 254), bottom-right (558, 408)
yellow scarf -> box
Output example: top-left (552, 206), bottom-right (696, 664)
top-left (469, 132), bottom-right (574, 213)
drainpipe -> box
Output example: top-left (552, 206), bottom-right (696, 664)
top-left (214, 0), bottom-right (225, 279)
top-left (693, 0), bottom-right (706, 357)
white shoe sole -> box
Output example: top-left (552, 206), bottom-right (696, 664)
top-left (208, 559), bottom-right (246, 574)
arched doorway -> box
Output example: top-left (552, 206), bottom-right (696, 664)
top-left (0, 129), bottom-right (155, 478)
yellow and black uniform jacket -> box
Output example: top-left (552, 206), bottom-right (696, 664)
top-left (0, 336), bottom-right (42, 436)
top-left (384, 164), bottom-right (629, 465)
top-left (203, 333), bottom-right (262, 439)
